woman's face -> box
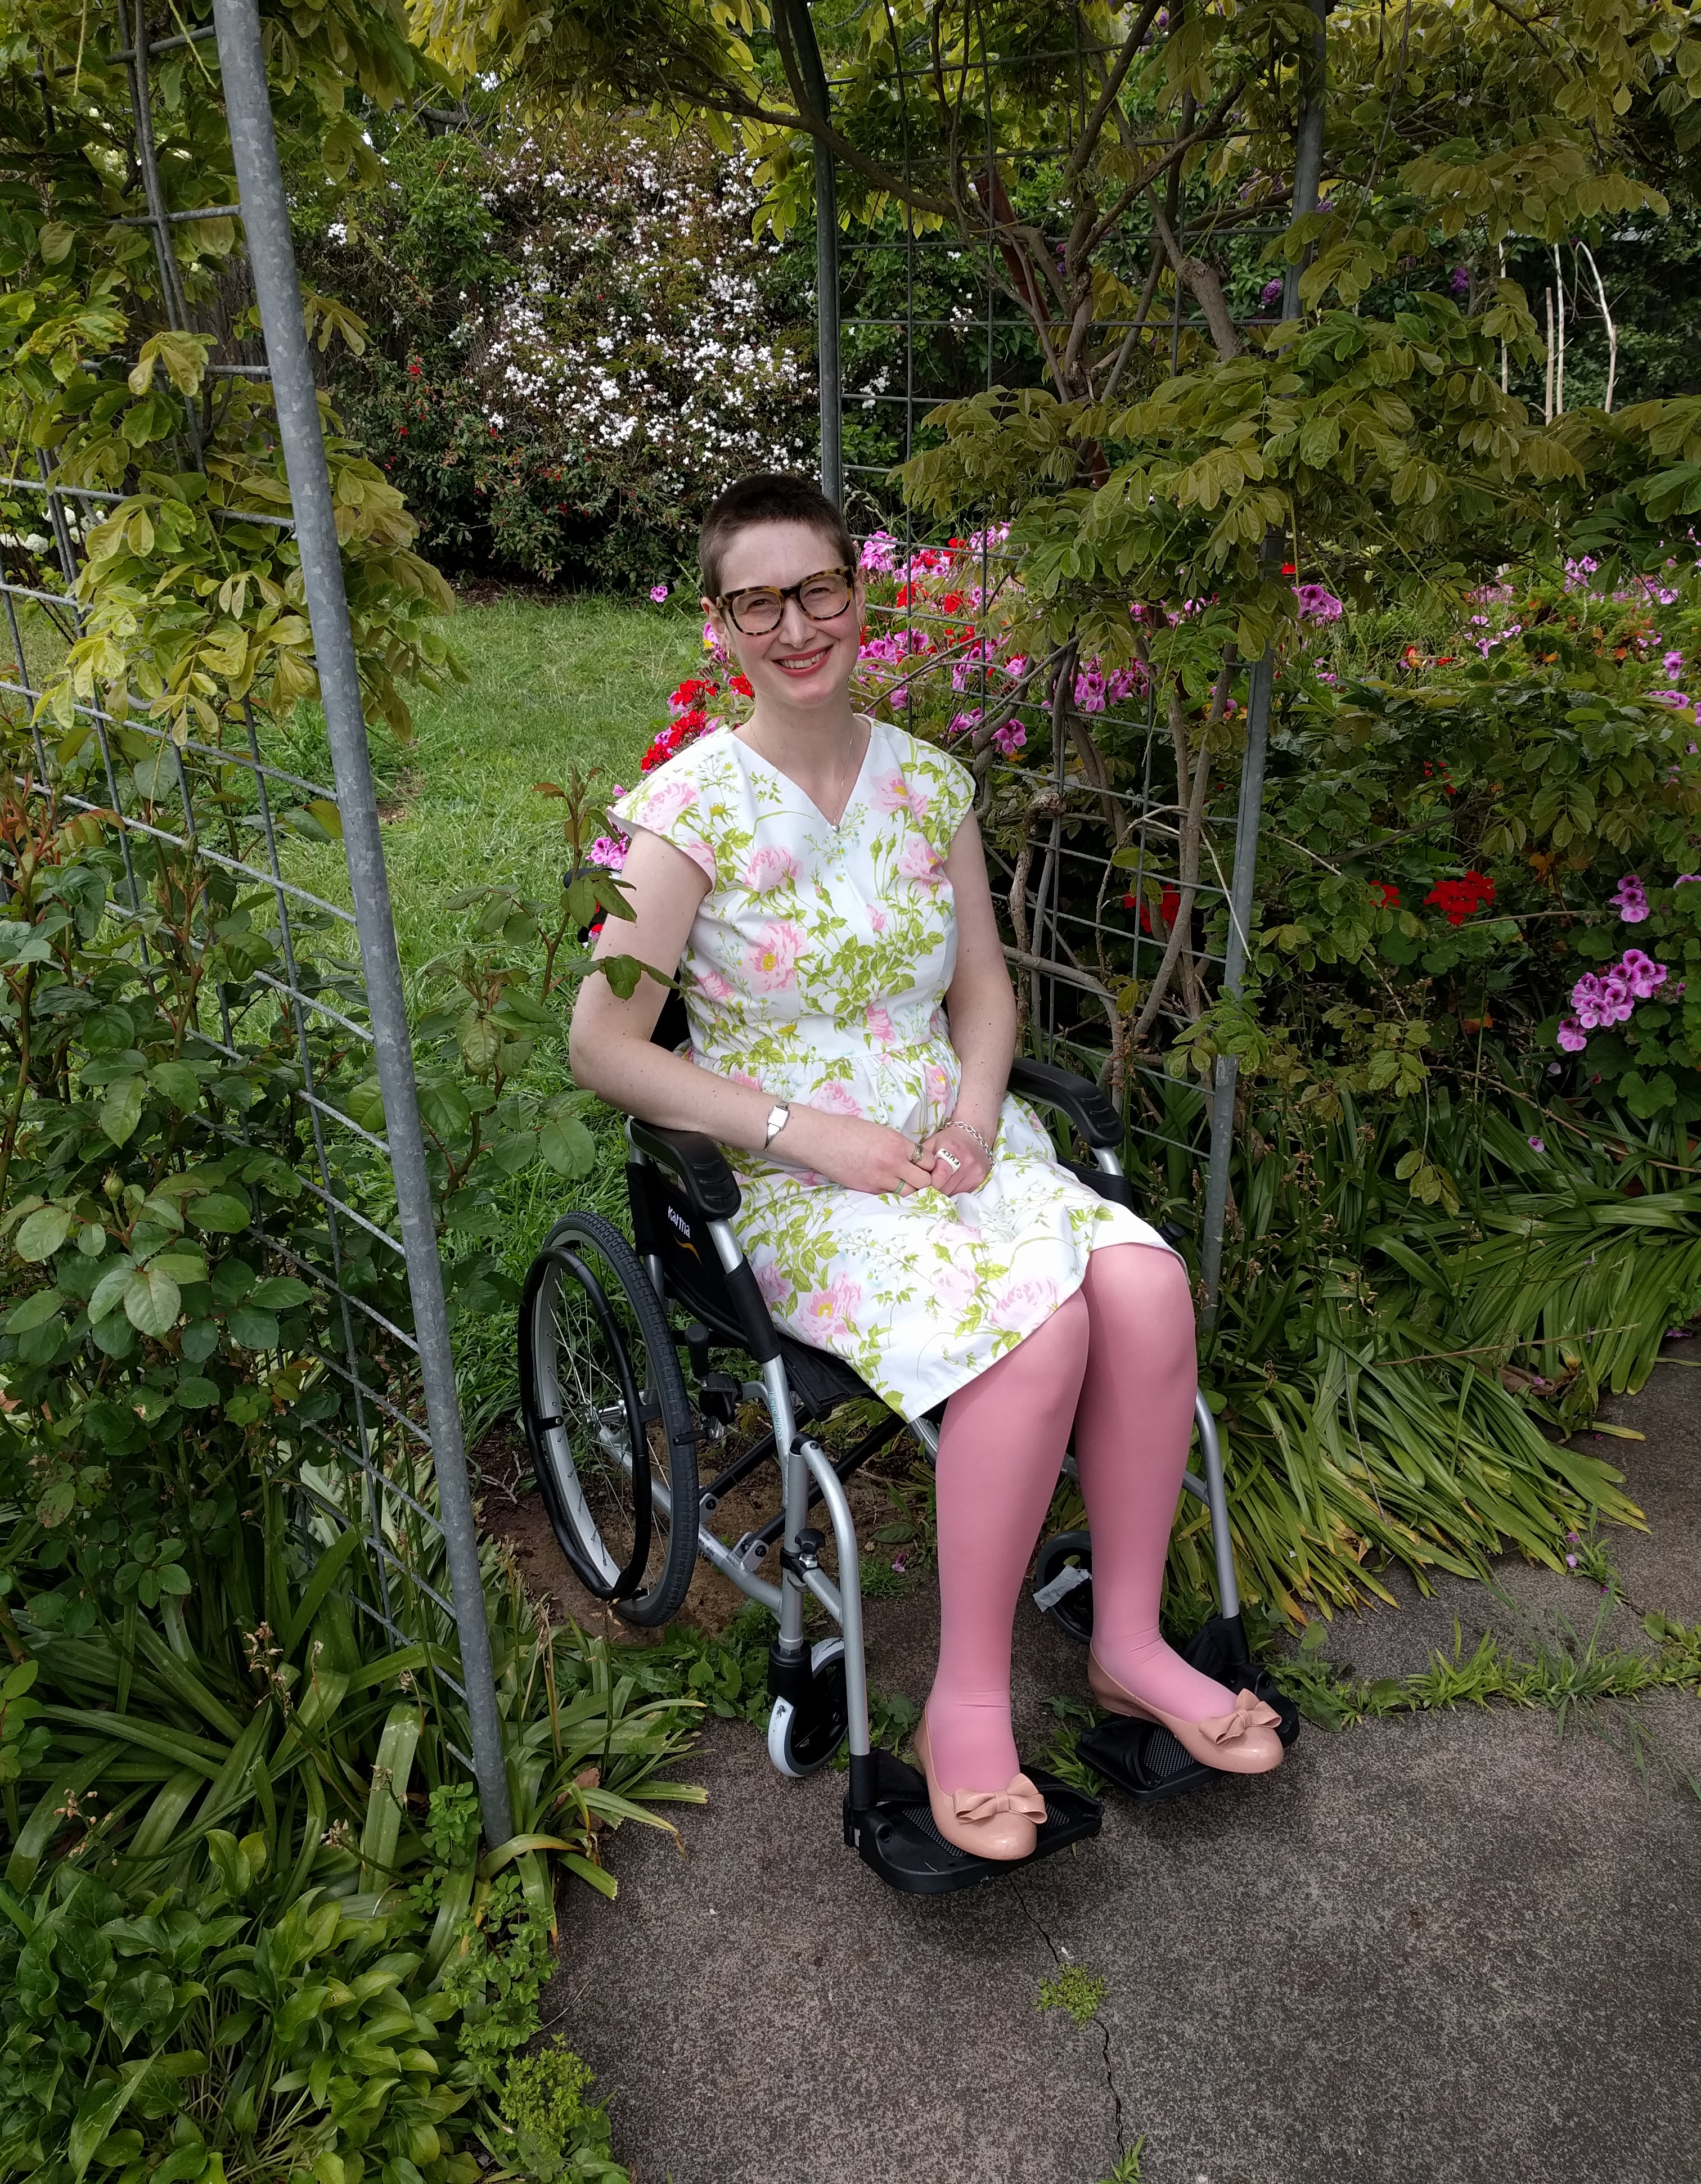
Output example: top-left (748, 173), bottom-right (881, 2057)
top-left (704, 519), bottom-right (865, 717)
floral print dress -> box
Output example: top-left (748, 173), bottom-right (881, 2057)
top-left (611, 718), bottom-right (1168, 1419)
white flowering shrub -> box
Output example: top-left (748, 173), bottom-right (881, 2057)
top-left (299, 112), bottom-right (814, 588)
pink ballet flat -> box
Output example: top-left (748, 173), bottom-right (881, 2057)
top-left (912, 1707), bottom-right (1045, 1860)
top-left (1087, 1652), bottom-right (1284, 1777)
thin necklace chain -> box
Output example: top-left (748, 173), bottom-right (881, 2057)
top-left (745, 716), bottom-right (865, 825)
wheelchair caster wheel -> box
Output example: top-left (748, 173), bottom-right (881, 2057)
top-left (1032, 1530), bottom-right (1094, 1645)
top-left (767, 1638), bottom-right (848, 1777)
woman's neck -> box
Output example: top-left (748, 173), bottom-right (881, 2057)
top-left (736, 694), bottom-right (869, 823)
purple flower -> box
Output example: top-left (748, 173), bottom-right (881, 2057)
top-left (1565, 1554), bottom-right (1578, 1569)
top-left (1621, 948), bottom-right (1668, 999)
top-left (992, 719), bottom-right (1027, 758)
top-left (1556, 1017), bottom-right (1588, 1053)
top-left (1294, 583), bottom-right (1344, 623)
top-left (1260, 277), bottom-right (1285, 309)
top-left (587, 833), bottom-right (628, 871)
top-left (1664, 650), bottom-right (1684, 676)
top-left (1547, 1061), bottom-right (1562, 1075)
top-left (1450, 265), bottom-right (1471, 296)
top-left (649, 583), bottom-right (669, 604)
top-left (1610, 873), bottom-right (1649, 923)
top-left (1528, 1136), bottom-right (1546, 1152)
top-left (947, 709), bottom-right (982, 738)
top-left (1676, 874), bottom-right (1701, 885)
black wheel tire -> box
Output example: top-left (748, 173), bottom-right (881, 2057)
top-left (519, 1210), bottom-right (699, 1627)
top-left (767, 1640), bottom-right (849, 1777)
top-left (1033, 1530), bottom-right (1094, 1645)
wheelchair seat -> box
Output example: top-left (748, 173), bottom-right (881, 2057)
top-left (515, 999), bottom-right (1297, 1894)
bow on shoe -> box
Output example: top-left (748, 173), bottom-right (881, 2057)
top-left (950, 1782), bottom-right (1048, 1823)
top-left (1198, 1688), bottom-right (1282, 1746)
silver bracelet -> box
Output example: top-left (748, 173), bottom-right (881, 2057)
top-left (763, 1101), bottom-right (791, 1148)
top-left (943, 1115), bottom-right (994, 1161)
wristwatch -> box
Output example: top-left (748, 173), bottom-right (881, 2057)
top-left (763, 1101), bottom-right (791, 1148)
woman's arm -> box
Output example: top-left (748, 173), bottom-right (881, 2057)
top-left (923, 809), bottom-right (1018, 1196)
top-left (569, 825), bottom-right (939, 1195)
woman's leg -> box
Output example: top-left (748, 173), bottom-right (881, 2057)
top-left (926, 1290), bottom-right (1091, 1791)
top-left (1073, 1244), bottom-right (1245, 1721)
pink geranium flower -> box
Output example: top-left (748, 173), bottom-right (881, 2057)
top-left (746, 920), bottom-right (806, 990)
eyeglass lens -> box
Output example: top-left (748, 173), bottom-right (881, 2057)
top-left (728, 571), bottom-right (852, 634)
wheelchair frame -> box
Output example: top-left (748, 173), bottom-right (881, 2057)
top-left (609, 1059), bottom-right (1245, 1779)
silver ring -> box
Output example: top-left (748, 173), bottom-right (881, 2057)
top-left (937, 1146), bottom-right (962, 1172)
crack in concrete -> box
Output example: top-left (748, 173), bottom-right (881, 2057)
top-left (1010, 1875), bottom-right (1130, 2163)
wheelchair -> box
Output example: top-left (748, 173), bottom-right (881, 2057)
top-left (517, 996), bottom-right (1297, 1896)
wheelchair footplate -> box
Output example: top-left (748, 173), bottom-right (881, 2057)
top-left (1077, 1613), bottom-right (1301, 1805)
top-left (843, 1748), bottom-right (1101, 1896)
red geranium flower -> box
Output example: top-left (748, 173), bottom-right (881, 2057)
top-left (1122, 885), bottom-right (1183, 934)
top-left (1373, 881), bottom-right (1401, 907)
top-left (1424, 872), bottom-right (1495, 926)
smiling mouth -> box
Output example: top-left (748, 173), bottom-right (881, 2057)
top-left (774, 645), bottom-right (832, 673)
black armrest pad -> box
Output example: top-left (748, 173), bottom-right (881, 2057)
top-left (627, 1119), bottom-right (742, 1221)
top-left (1006, 1058), bottom-right (1122, 1151)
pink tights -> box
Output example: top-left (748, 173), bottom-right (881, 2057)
top-left (924, 1244), bottom-right (1239, 1793)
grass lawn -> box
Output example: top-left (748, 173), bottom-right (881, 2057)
top-left (280, 592), bottom-right (704, 972)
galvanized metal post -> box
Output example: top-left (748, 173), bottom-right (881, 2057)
top-left (791, 0), bottom-right (842, 506)
top-left (213, 0), bottom-right (514, 1847)
top-left (1200, 0), bottom-right (1329, 1318)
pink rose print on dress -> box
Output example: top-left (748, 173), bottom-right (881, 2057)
top-left (800, 1275), bottom-right (862, 1340)
top-left (988, 1275), bottom-right (1059, 1331)
top-left (809, 1081), bottom-right (865, 1117)
top-left (866, 1005), bottom-right (897, 1046)
top-left (872, 771), bottom-right (932, 822)
top-left (695, 966), bottom-right (735, 1002)
top-left (678, 835), bottom-right (716, 882)
top-left (727, 1069), bottom-right (763, 1092)
top-left (897, 835), bottom-right (946, 888)
top-left (924, 1060), bottom-right (954, 1115)
top-left (933, 1260), bottom-right (978, 1314)
top-left (753, 1254), bottom-right (793, 1309)
top-left (746, 920), bottom-right (806, 990)
top-left (742, 845), bottom-right (800, 894)
top-left (868, 906), bottom-right (888, 934)
top-left (636, 777), bottom-right (698, 830)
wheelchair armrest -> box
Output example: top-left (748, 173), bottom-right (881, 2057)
top-left (1006, 1057), bottom-right (1122, 1152)
top-left (627, 1119), bottom-right (743, 1222)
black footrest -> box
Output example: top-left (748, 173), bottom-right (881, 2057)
top-left (1077, 1715), bottom-right (1216, 1803)
top-left (843, 1749), bottom-right (1101, 1897)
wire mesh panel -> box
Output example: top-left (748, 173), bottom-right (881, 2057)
top-left (802, 3), bottom-right (1325, 1295)
top-left (1, 0), bottom-right (508, 1831)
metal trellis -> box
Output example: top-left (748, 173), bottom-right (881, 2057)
top-left (3, 1), bottom-right (512, 1842)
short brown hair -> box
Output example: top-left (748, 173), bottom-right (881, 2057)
top-left (698, 472), bottom-right (856, 600)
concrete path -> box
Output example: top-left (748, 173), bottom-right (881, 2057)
top-left (537, 1350), bottom-right (1701, 2184)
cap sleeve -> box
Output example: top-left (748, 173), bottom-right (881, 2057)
top-left (610, 755), bottom-right (718, 886)
top-left (905, 735), bottom-right (975, 857)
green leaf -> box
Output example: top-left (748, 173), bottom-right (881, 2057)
top-left (227, 1306), bottom-right (279, 1351)
top-left (148, 1061), bottom-right (201, 1113)
top-left (176, 1376), bottom-right (221, 1409)
top-left (249, 1276), bottom-right (310, 1310)
top-left (98, 1075), bottom-right (146, 1146)
top-left (187, 1190), bottom-right (251, 1234)
top-left (346, 1077), bottom-right (386, 1132)
top-left (15, 1205), bottom-right (73, 1262)
top-left (124, 1264), bottom-right (182, 1338)
top-left (70, 2069), bottom-right (143, 2181)
top-left (107, 1967), bottom-right (176, 2048)
top-left (3, 1289), bottom-right (64, 1334)
top-left (538, 1116), bottom-right (596, 1177)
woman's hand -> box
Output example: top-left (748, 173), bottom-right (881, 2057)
top-left (919, 1118), bottom-right (993, 1196)
top-left (776, 1109), bottom-right (939, 1197)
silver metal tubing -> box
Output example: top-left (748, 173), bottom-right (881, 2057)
top-left (759, 1353), bottom-right (807, 1651)
top-left (1193, 1390), bottom-right (1240, 1619)
top-left (1182, 1469), bottom-right (1207, 1503)
top-left (908, 1412), bottom-right (940, 1462)
top-left (214, 0), bottom-right (512, 1846)
top-left (1092, 1146), bottom-right (1125, 1176)
top-left (799, 1438), bottom-right (870, 1759)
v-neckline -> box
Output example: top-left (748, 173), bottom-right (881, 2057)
top-left (734, 715), bottom-right (876, 831)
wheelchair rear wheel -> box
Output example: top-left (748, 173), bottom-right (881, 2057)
top-left (519, 1210), bottom-right (699, 1625)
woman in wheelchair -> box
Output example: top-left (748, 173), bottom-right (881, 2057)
top-left (570, 472), bottom-right (1282, 1864)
